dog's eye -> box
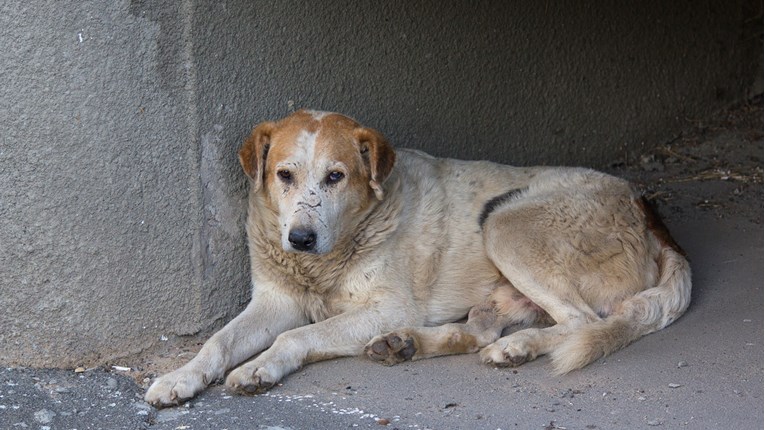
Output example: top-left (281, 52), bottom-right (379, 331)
top-left (277, 170), bottom-right (293, 183)
top-left (326, 171), bottom-right (345, 185)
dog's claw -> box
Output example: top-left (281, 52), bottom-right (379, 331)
top-left (489, 352), bottom-right (528, 368)
top-left (506, 352), bottom-right (529, 367)
top-left (235, 382), bottom-right (271, 396)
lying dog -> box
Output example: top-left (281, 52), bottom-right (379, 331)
top-left (145, 110), bottom-right (691, 407)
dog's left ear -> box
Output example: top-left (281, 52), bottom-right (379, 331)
top-left (239, 121), bottom-right (275, 192)
top-left (355, 127), bottom-right (396, 200)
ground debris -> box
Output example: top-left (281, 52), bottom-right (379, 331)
top-left (611, 96), bottom-right (763, 222)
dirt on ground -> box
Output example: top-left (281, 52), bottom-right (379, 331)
top-left (610, 96), bottom-right (763, 225)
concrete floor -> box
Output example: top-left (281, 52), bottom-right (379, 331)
top-left (1, 101), bottom-right (761, 429)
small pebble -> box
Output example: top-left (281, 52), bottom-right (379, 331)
top-left (376, 418), bottom-right (390, 425)
top-left (677, 361), bottom-right (688, 368)
top-left (647, 419), bottom-right (662, 426)
top-left (34, 409), bottom-right (55, 424)
top-left (74, 367), bottom-right (86, 373)
top-left (106, 378), bottom-right (118, 390)
top-left (668, 383), bottom-right (682, 388)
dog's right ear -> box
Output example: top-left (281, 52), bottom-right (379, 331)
top-left (239, 121), bottom-right (275, 191)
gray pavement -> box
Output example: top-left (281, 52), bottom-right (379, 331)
top-left (1, 103), bottom-right (762, 430)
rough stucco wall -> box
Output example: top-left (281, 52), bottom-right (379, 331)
top-left (0, 0), bottom-right (758, 367)
top-left (0, 1), bottom-right (207, 367)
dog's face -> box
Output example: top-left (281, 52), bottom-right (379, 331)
top-left (239, 110), bottom-right (395, 254)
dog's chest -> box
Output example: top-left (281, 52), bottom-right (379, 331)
top-left (258, 247), bottom-right (377, 322)
top-left (285, 266), bottom-right (376, 323)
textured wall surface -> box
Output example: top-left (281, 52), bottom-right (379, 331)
top-left (0, 0), bottom-right (759, 367)
top-left (212, 0), bottom-right (759, 166)
top-left (1, 2), bottom-right (206, 367)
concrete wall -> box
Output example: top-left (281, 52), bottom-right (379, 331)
top-left (0, 0), bottom-right (759, 367)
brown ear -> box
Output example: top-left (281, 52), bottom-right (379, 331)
top-left (238, 121), bottom-right (275, 191)
top-left (355, 127), bottom-right (396, 200)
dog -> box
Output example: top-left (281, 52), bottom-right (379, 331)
top-left (145, 110), bottom-right (692, 407)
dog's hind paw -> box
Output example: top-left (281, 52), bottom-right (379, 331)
top-left (479, 342), bottom-right (533, 368)
top-left (364, 332), bottom-right (418, 365)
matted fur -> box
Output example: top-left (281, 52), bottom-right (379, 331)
top-left (145, 110), bottom-right (692, 407)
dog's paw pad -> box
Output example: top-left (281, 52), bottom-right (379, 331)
top-left (364, 333), bottom-right (417, 365)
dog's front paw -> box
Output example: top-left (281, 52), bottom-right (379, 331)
top-left (225, 364), bottom-right (277, 395)
top-left (144, 369), bottom-right (207, 408)
top-left (364, 332), bottom-right (418, 365)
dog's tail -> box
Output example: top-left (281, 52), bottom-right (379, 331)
top-left (549, 245), bottom-right (692, 374)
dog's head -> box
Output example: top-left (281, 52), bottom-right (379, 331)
top-left (239, 110), bottom-right (396, 254)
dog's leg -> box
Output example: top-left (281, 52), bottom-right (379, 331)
top-left (225, 305), bottom-right (412, 394)
top-left (144, 288), bottom-right (307, 407)
top-left (364, 285), bottom-right (545, 365)
top-left (479, 203), bottom-right (603, 370)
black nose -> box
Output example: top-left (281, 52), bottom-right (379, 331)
top-left (288, 228), bottom-right (317, 251)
